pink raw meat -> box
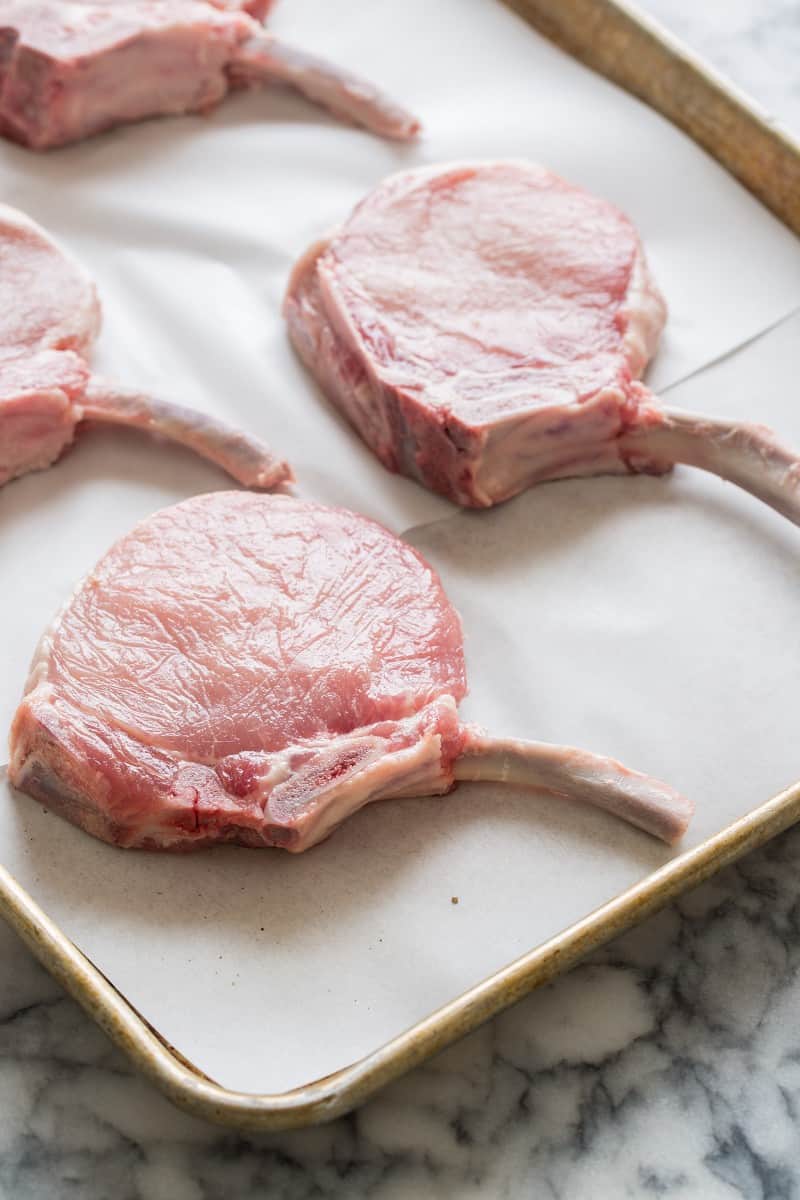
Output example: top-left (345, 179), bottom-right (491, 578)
top-left (0, 0), bottom-right (419, 149)
top-left (207, 0), bottom-right (275, 16)
top-left (0, 202), bottom-right (291, 489)
top-left (286, 161), bottom-right (800, 520)
top-left (9, 491), bottom-right (692, 850)
top-left (0, 204), bottom-right (100, 355)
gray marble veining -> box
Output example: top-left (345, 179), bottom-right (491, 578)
top-left (640, 0), bottom-right (800, 136)
top-left (5, 830), bottom-right (800, 1199)
top-left (2, 3), bottom-right (800, 1198)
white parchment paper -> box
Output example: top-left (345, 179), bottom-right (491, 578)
top-left (1, 0), bottom-right (800, 1094)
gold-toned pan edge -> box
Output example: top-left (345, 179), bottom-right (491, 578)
top-left (3, 0), bottom-right (800, 1131)
top-left (3, 777), bottom-right (800, 1130)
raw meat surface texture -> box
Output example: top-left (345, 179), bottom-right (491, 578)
top-left (9, 492), bottom-right (467, 852)
top-left (0, 202), bottom-right (290, 488)
top-left (0, 202), bottom-right (100, 356)
top-left (9, 492), bottom-right (692, 851)
top-left (0, 348), bottom-right (88, 483)
top-left (285, 160), bottom-right (666, 507)
top-left (287, 159), bottom-right (800, 526)
top-left (0, 0), bottom-right (419, 148)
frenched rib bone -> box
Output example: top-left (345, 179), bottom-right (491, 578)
top-left (286, 160), bottom-right (800, 524)
top-left (0, 202), bottom-right (291, 489)
top-left (0, 0), bottom-right (420, 149)
top-left (10, 492), bottom-right (692, 851)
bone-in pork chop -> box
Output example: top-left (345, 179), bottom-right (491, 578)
top-left (0, 0), bottom-right (419, 149)
top-left (0, 202), bottom-right (290, 489)
top-left (9, 492), bottom-right (691, 850)
top-left (285, 161), bottom-right (800, 522)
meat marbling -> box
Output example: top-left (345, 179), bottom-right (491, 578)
top-left (8, 491), bottom-right (692, 851)
top-left (0, 202), bottom-right (290, 489)
top-left (285, 161), bottom-right (800, 520)
top-left (0, 0), bottom-right (419, 149)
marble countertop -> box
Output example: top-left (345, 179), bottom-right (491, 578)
top-left (640, 0), bottom-right (800, 135)
top-left (2, 5), bottom-right (799, 1198)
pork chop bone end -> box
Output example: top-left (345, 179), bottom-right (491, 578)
top-left (8, 492), bottom-right (691, 851)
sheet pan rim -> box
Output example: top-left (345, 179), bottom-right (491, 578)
top-left (3, 0), bottom-right (800, 1131)
top-left (3, 776), bottom-right (800, 1130)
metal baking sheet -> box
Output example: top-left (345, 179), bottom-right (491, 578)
top-left (1, 0), bottom-right (800, 1128)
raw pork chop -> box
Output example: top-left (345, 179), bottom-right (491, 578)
top-left (8, 491), bottom-right (691, 850)
top-left (286, 161), bottom-right (800, 518)
top-left (0, 0), bottom-right (419, 149)
top-left (0, 202), bottom-right (290, 489)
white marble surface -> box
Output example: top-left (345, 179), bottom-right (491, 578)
top-left (640, 0), bottom-right (800, 135)
top-left (2, 3), bottom-right (799, 1198)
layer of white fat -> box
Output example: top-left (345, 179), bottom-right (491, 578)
top-left (284, 233), bottom-right (402, 464)
top-left (35, 696), bottom-right (459, 852)
top-left (287, 252), bottom-right (636, 508)
top-left (620, 242), bottom-right (667, 380)
top-left (285, 698), bottom-right (459, 852)
top-left (470, 387), bottom-right (632, 507)
top-left (7, 15), bottom-right (244, 150)
top-left (471, 240), bottom-right (667, 505)
top-left (287, 168), bottom-right (668, 508)
top-left (11, 558), bottom-right (460, 850)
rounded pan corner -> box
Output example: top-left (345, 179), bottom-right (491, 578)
top-left (2, 0), bottom-right (800, 1136)
top-left (3, 780), bottom-right (800, 1131)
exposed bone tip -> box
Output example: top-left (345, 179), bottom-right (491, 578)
top-left (256, 461), bottom-right (295, 491)
top-left (657, 790), bottom-right (694, 846)
top-left (392, 115), bottom-right (422, 141)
